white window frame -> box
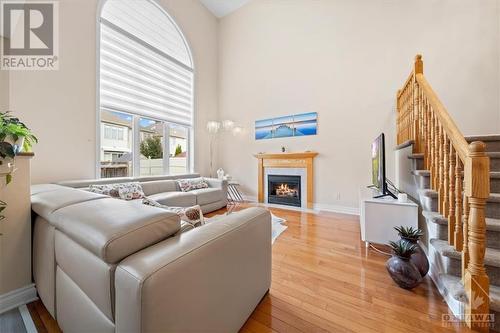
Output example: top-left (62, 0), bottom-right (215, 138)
top-left (95, 0), bottom-right (195, 179)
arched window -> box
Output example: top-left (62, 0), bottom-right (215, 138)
top-left (98, 0), bottom-right (193, 178)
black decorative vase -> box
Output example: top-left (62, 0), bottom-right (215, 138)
top-left (386, 255), bottom-right (422, 289)
top-left (402, 237), bottom-right (429, 277)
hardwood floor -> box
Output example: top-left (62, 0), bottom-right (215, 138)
top-left (26, 203), bottom-right (473, 332)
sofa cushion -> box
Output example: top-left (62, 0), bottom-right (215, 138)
top-left (50, 198), bottom-right (180, 264)
top-left (177, 178), bottom-right (208, 192)
top-left (31, 185), bottom-right (107, 221)
top-left (190, 188), bottom-right (224, 206)
top-left (141, 180), bottom-right (179, 196)
top-left (148, 191), bottom-right (196, 207)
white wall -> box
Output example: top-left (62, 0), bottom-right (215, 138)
top-left (217, 0), bottom-right (500, 210)
top-left (9, 0), bottom-right (218, 184)
top-left (0, 38), bottom-right (8, 111)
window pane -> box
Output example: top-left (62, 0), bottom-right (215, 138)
top-left (169, 124), bottom-right (188, 175)
top-left (140, 118), bottom-right (164, 176)
top-left (100, 110), bottom-right (133, 178)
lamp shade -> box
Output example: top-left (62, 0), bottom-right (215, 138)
top-left (207, 121), bottom-right (221, 134)
top-left (222, 120), bottom-right (235, 131)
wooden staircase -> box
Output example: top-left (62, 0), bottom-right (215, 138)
top-left (397, 55), bottom-right (495, 332)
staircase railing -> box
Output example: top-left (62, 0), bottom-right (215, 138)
top-left (397, 55), bottom-right (490, 331)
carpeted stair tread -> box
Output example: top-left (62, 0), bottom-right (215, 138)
top-left (412, 169), bottom-right (500, 179)
top-left (430, 238), bottom-right (500, 268)
top-left (491, 285), bottom-right (500, 312)
top-left (439, 273), bottom-right (467, 302)
top-left (422, 210), bottom-right (447, 225)
top-left (422, 211), bottom-right (500, 231)
top-left (412, 169), bottom-right (430, 177)
top-left (488, 193), bottom-right (500, 203)
top-left (408, 153), bottom-right (424, 160)
top-left (488, 152), bottom-right (500, 158)
top-left (394, 140), bottom-right (414, 150)
top-left (465, 134), bottom-right (500, 142)
top-left (418, 188), bottom-right (438, 198)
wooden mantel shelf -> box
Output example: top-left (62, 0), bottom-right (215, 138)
top-left (254, 151), bottom-right (318, 159)
top-left (254, 151), bottom-right (318, 209)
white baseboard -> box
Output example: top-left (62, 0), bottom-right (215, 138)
top-left (313, 203), bottom-right (360, 216)
top-left (240, 196), bottom-right (359, 216)
top-left (0, 284), bottom-right (38, 314)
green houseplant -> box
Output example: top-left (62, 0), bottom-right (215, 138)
top-left (0, 111), bottom-right (37, 222)
top-left (394, 226), bottom-right (429, 277)
top-left (386, 240), bottom-right (422, 289)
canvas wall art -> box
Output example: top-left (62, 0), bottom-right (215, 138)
top-left (255, 112), bottom-right (318, 140)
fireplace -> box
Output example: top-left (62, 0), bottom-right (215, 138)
top-left (267, 175), bottom-right (301, 207)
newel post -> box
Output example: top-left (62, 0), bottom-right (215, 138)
top-left (412, 55), bottom-right (423, 153)
top-left (464, 141), bottom-right (490, 331)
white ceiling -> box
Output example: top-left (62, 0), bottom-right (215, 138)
top-left (199, 0), bottom-right (251, 18)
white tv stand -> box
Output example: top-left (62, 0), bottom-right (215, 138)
top-left (359, 188), bottom-right (418, 247)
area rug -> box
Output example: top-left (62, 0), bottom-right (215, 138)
top-left (271, 213), bottom-right (287, 244)
top-left (205, 212), bottom-right (287, 244)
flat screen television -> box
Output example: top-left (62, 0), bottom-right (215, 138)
top-left (370, 133), bottom-right (396, 198)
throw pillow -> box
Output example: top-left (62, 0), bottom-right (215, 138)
top-left (142, 197), bottom-right (204, 227)
top-left (89, 182), bottom-right (145, 201)
top-left (177, 178), bottom-right (209, 192)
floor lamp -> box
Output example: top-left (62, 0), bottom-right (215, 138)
top-left (206, 121), bottom-right (220, 177)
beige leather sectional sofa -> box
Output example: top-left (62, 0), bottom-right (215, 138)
top-left (31, 175), bottom-right (272, 332)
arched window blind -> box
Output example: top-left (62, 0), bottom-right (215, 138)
top-left (100, 0), bottom-right (193, 126)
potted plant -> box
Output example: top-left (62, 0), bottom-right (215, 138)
top-left (394, 226), bottom-right (429, 277)
top-left (386, 240), bottom-right (422, 289)
top-left (0, 112), bottom-right (38, 153)
top-left (0, 111), bottom-right (37, 221)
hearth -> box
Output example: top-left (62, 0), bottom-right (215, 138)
top-left (268, 175), bottom-right (301, 207)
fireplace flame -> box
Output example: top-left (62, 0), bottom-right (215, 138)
top-left (276, 183), bottom-right (297, 197)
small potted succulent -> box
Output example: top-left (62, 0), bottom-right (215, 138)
top-left (386, 240), bottom-right (422, 289)
top-left (394, 226), bottom-right (429, 277)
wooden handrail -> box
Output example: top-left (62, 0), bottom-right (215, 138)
top-left (414, 74), bottom-right (469, 160)
top-left (396, 55), bottom-right (490, 332)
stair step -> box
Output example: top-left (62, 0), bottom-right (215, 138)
top-left (488, 152), bottom-right (500, 172)
top-left (408, 153), bottom-right (424, 160)
top-left (413, 170), bottom-right (500, 193)
top-left (491, 285), bottom-right (500, 312)
top-left (394, 140), bottom-right (414, 150)
top-left (431, 239), bottom-right (500, 287)
top-left (439, 273), bottom-right (467, 302)
top-left (422, 211), bottom-right (500, 249)
top-left (465, 134), bottom-right (500, 152)
top-left (465, 134), bottom-right (500, 142)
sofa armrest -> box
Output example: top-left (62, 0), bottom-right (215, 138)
top-left (205, 177), bottom-right (227, 190)
top-left (115, 207), bottom-right (271, 333)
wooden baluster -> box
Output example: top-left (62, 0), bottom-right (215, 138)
top-left (424, 97), bottom-right (430, 170)
top-left (396, 90), bottom-right (401, 144)
top-left (464, 142), bottom-right (490, 331)
top-left (431, 113), bottom-right (436, 189)
top-left (413, 79), bottom-right (420, 152)
top-left (433, 114), bottom-right (440, 190)
top-left (443, 135), bottom-right (450, 217)
top-left (429, 111), bottom-right (435, 187)
top-left (448, 145), bottom-right (456, 246)
top-left (462, 194), bottom-right (470, 279)
top-left (438, 125), bottom-right (444, 215)
top-left (455, 155), bottom-right (463, 251)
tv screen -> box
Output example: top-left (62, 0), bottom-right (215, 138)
top-left (371, 133), bottom-right (385, 193)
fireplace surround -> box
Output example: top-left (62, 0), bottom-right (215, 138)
top-left (267, 175), bottom-right (301, 207)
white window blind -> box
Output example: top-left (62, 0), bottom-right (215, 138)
top-left (100, 0), bottom-right (193, 126)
